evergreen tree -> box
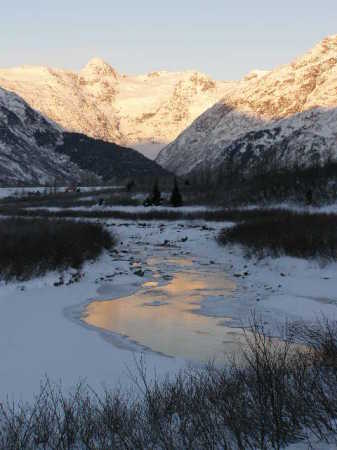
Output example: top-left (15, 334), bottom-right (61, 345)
top-left (126, 180), bottom-right (135, 192)
top-left (151, 179), bottom-right (162, 206)
top-left (170, 177), bottom-right (183, 207)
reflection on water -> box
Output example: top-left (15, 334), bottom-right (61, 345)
top-left (84, 258), bottom-right (242, 362)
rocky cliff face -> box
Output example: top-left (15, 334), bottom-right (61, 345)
top-left (0, 61), bottom-right (232, 159)
top-left (156, 35), bottom-right (337, 175)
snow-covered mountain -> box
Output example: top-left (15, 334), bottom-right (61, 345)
top-left (0, 87), bottom-right (171, 186)
top-left (157, 35), bottom-right (337, 175)
top-left (0, 61), bottom-right (232, 159)
top-left (0, 87), bottom-right (90, 186)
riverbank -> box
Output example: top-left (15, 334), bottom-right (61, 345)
top-left (1, 216), bottom-right (337, 402)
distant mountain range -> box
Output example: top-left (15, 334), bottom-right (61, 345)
top-left (0, 61), bottom-right (231, 159)
top-left (1, 35), bottom-right (337, 186)
top-left (157, 35), bottom-right (337, 176)
top-left (0, 87), bottom-right (169, 186)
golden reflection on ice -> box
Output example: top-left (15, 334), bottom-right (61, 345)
top-left (84, 260), bottom-right (241, 362)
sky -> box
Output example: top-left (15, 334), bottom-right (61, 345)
top-left (1, 1), bottom-right (337, 80)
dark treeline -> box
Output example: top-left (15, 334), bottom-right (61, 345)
top-left (183, 160), bottom-right (337, 206)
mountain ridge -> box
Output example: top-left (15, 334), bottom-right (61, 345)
top-left (0, 86), bottom-right (89, 186)
top-left (0, 61), bottom-right (233, 159)
top-left (156, 34), bottom-right (337, 175)
top-left (0, 86), bottom-right (170, 186)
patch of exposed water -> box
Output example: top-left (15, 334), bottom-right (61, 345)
top-left (83, 257), bottom-right (244, 362)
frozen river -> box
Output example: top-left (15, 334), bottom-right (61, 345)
top-left (83, 256), bottom-right (240, 362)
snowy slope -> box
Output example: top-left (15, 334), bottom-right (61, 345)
top-left (221, 107), bottom-right (337, 173)
top-left (0, 61), bottom-right (233, 159)
top-left (157, 35), bottom-right (337, 175)
top-left (0, 87), bottom-right (90, 186)
top-left (0, 86), bottom-right (171, 186)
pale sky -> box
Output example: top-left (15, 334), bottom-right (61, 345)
top-left (1, 1), bottom-right (337, 80)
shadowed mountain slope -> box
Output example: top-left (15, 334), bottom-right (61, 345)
top-left (157, 35), bottom-right (337, 175)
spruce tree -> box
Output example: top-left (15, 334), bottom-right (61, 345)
top-left (126, 180), bottom-right (135, 192)
top-left (151, 179), bottom-right (162, 206)
top-left (170, 177), bottom-right (183, 207)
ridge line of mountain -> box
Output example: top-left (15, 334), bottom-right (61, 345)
top-left (156, 34), bottom-right (337, 175)
top-left (0, 86), bottom-right (170, 186)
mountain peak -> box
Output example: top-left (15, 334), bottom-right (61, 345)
top-left (157, 35), bottom-right (337, 175)
top-left (81, 58), bottom-right (119, 80)
top-left (321, 34), bottom-right (337, 45)
top-left (243, 69), bottom-right (270, 81)
top-left (296, 34), bottom-right (337, 65)
top-left (314, 34), bottom-right (337, 51)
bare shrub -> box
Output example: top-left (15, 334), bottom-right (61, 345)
top-left (1, 320), bottom-right (337, 448)
top-left (0, 205), bottom-right (304, 222)
top-left (218, 211), bottom-right (337, 261)
top-left (0, 218), bottom-right (115, 281)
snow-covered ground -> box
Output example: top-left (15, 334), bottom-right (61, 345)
top-left (242, 201), bottom-right (337, 214)
top-left (26, 204), bottom-right (219, 212)
top-left (0, 240), bottom-right (183, 403)
top-left (1, 216), bottom-right (337, 407)
top-left (0, 186), bottom-right (119, 199)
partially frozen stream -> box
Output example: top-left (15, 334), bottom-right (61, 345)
top-left (83, 256), bottom-right (243, 362)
